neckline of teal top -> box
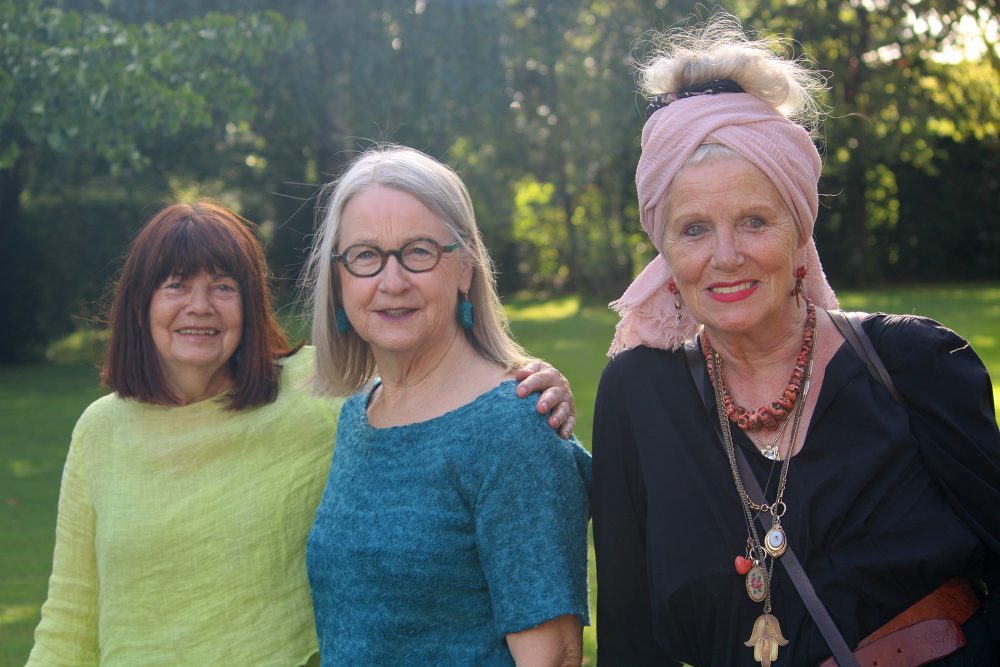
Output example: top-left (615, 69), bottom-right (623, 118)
top-left (361, 378), bottom-right (520, 433)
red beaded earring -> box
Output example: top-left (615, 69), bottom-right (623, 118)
top-left (667, 278), bottom-right (683, 324)
top-left (790, 266), bottom-right (807, 307)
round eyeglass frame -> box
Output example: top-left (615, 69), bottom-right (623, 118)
top-left (331, 238), bottom-right (461, 278)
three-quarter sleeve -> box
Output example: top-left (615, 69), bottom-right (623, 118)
top-left (473, 415), bottom-right (591, 637)
top-left (870, 314), bottom-right (1000, 554)
top-left (870, 314), bottom-right (1000, 640)
top-left (592, 354), bottom-right (674, 664)
top-left (26, 421), bottom-right (100, 667)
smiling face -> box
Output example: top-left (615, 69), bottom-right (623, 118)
top-left (337, 184), bottom-right (471, 363)
top-left (148, 269), bottom-right (243, 399)
top-left (662, 153), bottom-right (801, 338)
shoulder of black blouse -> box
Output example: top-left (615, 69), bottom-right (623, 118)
top-left (860, 312), bottom-right (973, 367)
top-left (857, 312), bottom-right (996, 417)
top-left (603, 345), bottom-right (685, 379)
top-left (598, 345), bottom-right (693, 417)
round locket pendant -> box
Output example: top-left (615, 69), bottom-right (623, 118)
top-left (764, 525), bottom-right (787, 557)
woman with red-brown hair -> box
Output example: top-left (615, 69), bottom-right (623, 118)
top-left (26, 200), bottom-right (575, 667)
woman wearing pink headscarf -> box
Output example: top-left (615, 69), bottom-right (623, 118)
top-left (592, 14), bottom-right (1000, 667)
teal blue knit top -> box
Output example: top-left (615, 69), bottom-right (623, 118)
top-left (306, 380), bottom-right (591, 666)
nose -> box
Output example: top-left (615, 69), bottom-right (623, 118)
top-left (185, 284), bottom-right (213, 314)
top-left (377, 254), bottom-right (411, 292)
top-left (710, 227), bottom-right (745, 270)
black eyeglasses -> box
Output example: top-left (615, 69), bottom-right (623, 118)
top-left (331, 238), bottom-right (461, 278)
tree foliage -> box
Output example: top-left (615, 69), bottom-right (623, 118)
top-left (0, 0), bottom-right (298, 172)
top-left (737, 0), bottom-right (1000, 279)
top-left (2, 0), bottom-right (997, 361)
top-left (0, 0), bottom-right (299, 360)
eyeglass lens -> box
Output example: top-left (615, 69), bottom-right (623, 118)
top-left (340, 238), bottom-right (448, 277)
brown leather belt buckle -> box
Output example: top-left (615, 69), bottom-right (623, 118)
top-left (819, 618), bottom-right (966, 667)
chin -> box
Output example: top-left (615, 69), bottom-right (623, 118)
top-left (702, 313), bottom-right (765, 337)
top-left (368, 336), bottom-right (421, 355)
top-left (703, 298), bottom-right (786, 330)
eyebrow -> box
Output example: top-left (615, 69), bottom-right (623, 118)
top-left (668, 200), bottom-right (786, 220)
top-left (161, 271), bottom-right (238, 281)
top-left (340, 236), bottom-right (440, 247)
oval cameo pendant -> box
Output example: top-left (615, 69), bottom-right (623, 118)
top-left (764, 526), bottom-right (787, 557)
top-left (746, 565), bottom-right (768, 602)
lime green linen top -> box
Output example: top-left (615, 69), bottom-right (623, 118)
top-left (26, 347), bottom-right (340, 667)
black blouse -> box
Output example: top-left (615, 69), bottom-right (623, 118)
top-left (592, 313), bottom-right (1000, 666)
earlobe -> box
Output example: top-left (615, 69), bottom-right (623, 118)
top-left (459, 258), bottom-right (474, 294)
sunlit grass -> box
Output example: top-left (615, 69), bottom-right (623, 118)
top-left (0, 362), bottom-right (105, 665)
top-left (506, 294), bottom-right (583, 321)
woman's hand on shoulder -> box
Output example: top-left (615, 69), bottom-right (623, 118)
top-left (514, 361), bottom-right (576, 439)
top-left (507, 614), bottom-right (582, 667)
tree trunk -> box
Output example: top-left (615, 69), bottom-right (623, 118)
top-left (842, 137), bottom-right (871, 283)
top-left (557, 175), bottom-right (578, 291)
top-left (0, 158), bottom-right (41, 362)
top-left (840, 6), bottom-right (874, 284)
top-left (0, 163), bottom-right (20, 251)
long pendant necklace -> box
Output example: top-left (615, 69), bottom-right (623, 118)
top-left (707, 301), bottom-right (818, 667)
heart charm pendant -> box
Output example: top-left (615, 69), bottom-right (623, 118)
top-left (735, 555), bottom-right (753, 575)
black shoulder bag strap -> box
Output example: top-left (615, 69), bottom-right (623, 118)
top-left (683, 339), bottom-right (862, 667)
top-left (825, 310), bottom-right (905, 405)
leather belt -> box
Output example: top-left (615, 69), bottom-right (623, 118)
top-left (819, 577), bottom-right (980, 667)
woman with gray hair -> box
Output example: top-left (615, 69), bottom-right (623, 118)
top-left (302, 145), bottom-right (591, 666)
top-left (593, 13), bottom-right (999, 667)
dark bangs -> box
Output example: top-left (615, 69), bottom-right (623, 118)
top-left (146, 215), bottom-right (250, 289)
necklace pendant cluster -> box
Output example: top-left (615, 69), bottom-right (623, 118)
top-left (707, 299), bottom-right (819, 666)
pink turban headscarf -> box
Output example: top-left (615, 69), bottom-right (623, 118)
top-left (608, 92), bottom-right (838, 356)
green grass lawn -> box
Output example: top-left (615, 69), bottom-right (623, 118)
top-left (0, 363), bottom-right (105, 665)
top-left (1, 284), bottom-right (998, 666)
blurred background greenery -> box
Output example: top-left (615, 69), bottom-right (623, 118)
top-left (1, 0), bottom-right (998, 363)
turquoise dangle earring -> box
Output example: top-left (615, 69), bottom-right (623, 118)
top-left (335, 305), bottom-right (351, 333)
top-left (458, 291), bottom-right (474, 330)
